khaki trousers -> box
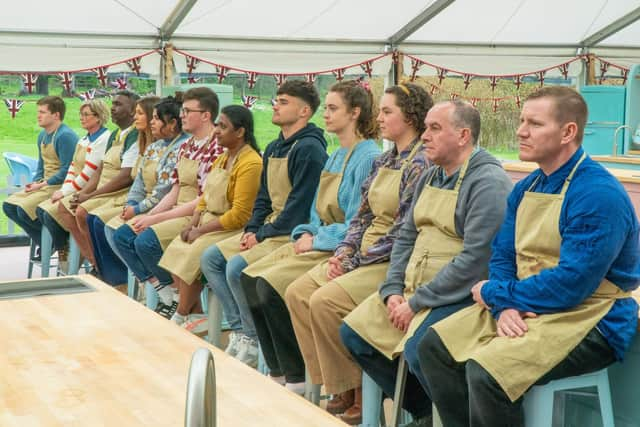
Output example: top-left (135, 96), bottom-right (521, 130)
top-left (285, 272), bottom-right (360, 395)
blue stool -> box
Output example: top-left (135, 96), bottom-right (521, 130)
top-left (127, 270), bottom-right (138, 299)
top-left (66, 236), bottom-right (82, 275)
top-left (362, 371), bottom-right (385, 427)
top-left (206, 289), bottom-right (224, 348)
top-left (524, 367), bottom-right (614, 427)
top-left (3, 152), bottom-right (37, 187)
top-left (40, 227), bottom-right (53, 278)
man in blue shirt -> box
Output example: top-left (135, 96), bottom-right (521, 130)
top-left (419, 86), bottom-right (640, 427)
top-left (3, 96), bottom-right (78, 253)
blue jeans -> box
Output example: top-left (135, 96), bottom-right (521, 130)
top-left (104, 224), bottom-right (125, 264)
top-left (3, 202), bottom-right (43, 244)
top-left (35, 206), bottom-right (69, 251)
top-left (87, 215), bottom-right (127, 285)
top-left (340, 296), bottom-right (474, 419)
top-left (200, 245), bottom-right (254, 338)
top-left (112, 224), bottom-right (172, 286)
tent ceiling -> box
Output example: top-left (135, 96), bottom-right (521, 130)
top-left (1, 0), bottom-right (639, 74)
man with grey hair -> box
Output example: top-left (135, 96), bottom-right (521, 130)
top-left (340, 100), bottom-right (513, 424)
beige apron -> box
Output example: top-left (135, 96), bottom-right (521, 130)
top-left (148, 154), bottom-right (200, 250)
top-left (434, 153), bottom-right (632, 401)
top-left (158, 147), bottom-right (250, 284)
top-left (106, 136), bottom-right (180, 231)
top-left (242, 145), bottom-right (357, 298)
top-left (38, 141), bottom-right (89, 224)
top-left (306, 141), bottom-right (424, 305)
top-left (79, 131), bottom-right (130, 221)
top-left (216, 142), bottom-right (298, 264)
top-left (6, 130), bottom-right (62, 220)
top-left (344, 158), bottom-right (470, 359)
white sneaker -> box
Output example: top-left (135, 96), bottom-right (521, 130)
top-left (236, 335), bottom-right (259, 368)
top-left (225, 331), bottom-right (242, 356)
top-left (285, 382), bottom-right (306, 396)
top-left (170, 311), bottom-right (186, 325)
top-left (181, 314), bottom-right (208, 335)
top-left (155, 283), bottom-right (174, 306)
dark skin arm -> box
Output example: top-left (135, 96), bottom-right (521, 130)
top-left (75, 165), bottom-right (133, 204)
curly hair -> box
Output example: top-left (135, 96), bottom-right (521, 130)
top-left (329, 80), bottom-right (379, 140)
top-left (384, 83), bottom-right (433, 134)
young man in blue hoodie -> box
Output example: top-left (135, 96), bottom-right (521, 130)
top-left (202, 80), bottom-right (328, 368)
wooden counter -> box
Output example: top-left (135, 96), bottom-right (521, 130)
top-left (0, 276), bottom-right (346, 427)
top-left (502, 161), bottom-right (640, 218)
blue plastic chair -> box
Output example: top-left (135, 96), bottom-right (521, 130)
top-left (524, 367), bottom-right (615, 427)
top-left (3, 152), bottom-right (38, 186)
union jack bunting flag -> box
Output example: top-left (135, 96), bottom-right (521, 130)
top-left (360, 61), bottom-right (373, 78)
top-left (58, 72), bottom-right (74, 93)
top-left (186, 55), bottom-right (200, 75)
top-left (436, 67), bottom-right (447, 85)
top-left (4, 99), bottom-right (25, 119)
top-left (111, 78), bottom-right (127, 90)
top-left (94, 66), bottom-right (109, 86)
top-left (332, 68), bottom-right (345, 81)
top-left (409, 58), bottom-right (422, 82)
top-left (126, 57), bottom-right (142, 76)
top-left (274, 74), bottom-right (286, 88)
top-left (242, 95), bottom-right (258, 109)
top-left (558, 63), bottom-right (569, 80)
top-left (187, 75), bottom-right (200, 84)
top-left (462, 74), bottom-right (473, 90)
top-left (246, 72), bottom-right (258, 89)
top-left (305, 73), bottom-right (317, 84)
top-left (216, 66), bottom-right (228, 83)
top-left (79, 89), bottom-right (96, 101)
top-left (21, 73), bottom-right (38, 94)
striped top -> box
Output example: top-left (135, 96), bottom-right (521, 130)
top-left (60, 127), bottom-right (110, 196)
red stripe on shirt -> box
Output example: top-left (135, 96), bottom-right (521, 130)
top-left (72, 181), bottom-right (81, 191)
top-left (85, 161), bottom-right (98, 170)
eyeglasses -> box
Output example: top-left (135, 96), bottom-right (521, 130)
top-left (181, 107), bottom-right (206, 115)
top-left (80, 112), bottom-right (96, 118)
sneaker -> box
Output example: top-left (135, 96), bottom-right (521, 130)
top-left (236, 335), bottom-right (259, 368)
top-left (156, 301), bottom-right (178, 319)
top-left (181, 314), bottom-right (208, 335)
top-left (151, 282), bottom-right (174, 306)
top-left (225, 331), bottom-right (242, 356)
top-left (170, 311), bottom-right (186, 325)
top-left (285, 382), bottom-right (306, 396)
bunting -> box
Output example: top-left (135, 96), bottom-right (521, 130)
top-left (186, 55), bottom-right (200, 75)
top-left (535, 71), bottom-right (546, 87)
top-left (305, 73), bottom-right (317, 84)
top-left (187, 75), bottom-right (200, 84)
top-left (409, 58), bottom-right (422, 82)
top-left (4, 99), bottom-right (24, 119)
top-left (94, 66), bottom-right (109, 87)
top-left (21, 74), bottom-right (38, 94)
top-left (436, 67), bottom-right (447, 85)
top-left (558, 63), bottom-right (569, 80)
top-left (246, 72), bottom-right (258, 89)
top-left (360, 60), bottom-right (373, 78)
top-left (216, 66), bottom-right (228, 83)
top-left (58, 72), bottom-right (74, 93)
top-left (242, 95), bottom-right (258, 109)
top-left (489, 76), bottom-right (498, 91)
top-left (126, 57), bottom-right (142, 76)
top-left (333, 68), bottom-right (345, 82)
top-left (274, 74), bottom-right (286, 88)
top-left (78, 89), bottom-right (96, 101)
top-left (599, 61), bottom-right (610, 84)
top-left (462, 74), bottom-right (472, 90)
top-left (111, 77), bottom-right (127, 90)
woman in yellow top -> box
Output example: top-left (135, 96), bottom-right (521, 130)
top-left (158, 105), bottom-right (263, 328)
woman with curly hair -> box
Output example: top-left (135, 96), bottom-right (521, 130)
top-left (285, 83), bottom-right (433, 424)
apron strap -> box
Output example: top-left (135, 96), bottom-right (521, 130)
top-left (560, 152), bottom-right (587, 195)
top-left (453, 155), bottom-right (471, 191)
top-left (399, 138), bottom-right (423, 172)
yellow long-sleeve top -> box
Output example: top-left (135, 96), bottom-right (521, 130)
top-left (196, 145), bottom-right (263, 230)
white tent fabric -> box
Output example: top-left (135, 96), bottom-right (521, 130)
top-left (1, 0), bottom-right (639, 77)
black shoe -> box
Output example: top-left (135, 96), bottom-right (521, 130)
top-left (30, 246), bottom-right (41, 262)
top-left (155, 301), bottom-right (178, 319)
top-left (89, 267), bottom-right (101, 278)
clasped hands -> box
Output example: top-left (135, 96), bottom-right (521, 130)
top-left (386, 294), bottom-right (414, 333)
top-left (471, 280), bottom-right (537, 338)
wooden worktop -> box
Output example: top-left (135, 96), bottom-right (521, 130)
top-left (502, 161), bottom-right (640, 185)
top-left (0, 276), bottom-right (346, 427)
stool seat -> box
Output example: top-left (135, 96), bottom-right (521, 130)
top-left (524, 367), bottom-right (614, 427)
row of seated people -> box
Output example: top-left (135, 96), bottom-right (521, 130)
top-left (4, 82), bottom-right (639, 427)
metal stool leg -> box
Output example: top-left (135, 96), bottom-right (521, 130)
top-left (67, 236), bottom-right (81, 275)
top-left (127, 270), bottom-right (139, 299)
top-left (391, 355), bottom-right (409, 427)
top-left (28, 239), bottom-right (36, 278)
top-left (40, 227), bottom-right (53, 278)
top-left (207, 289), bottom-right (223, 348)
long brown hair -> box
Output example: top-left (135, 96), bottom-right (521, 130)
top-left (329, 80), bottom-right (379, 140)
top-left (136, 96), bottom-right (160, 154)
